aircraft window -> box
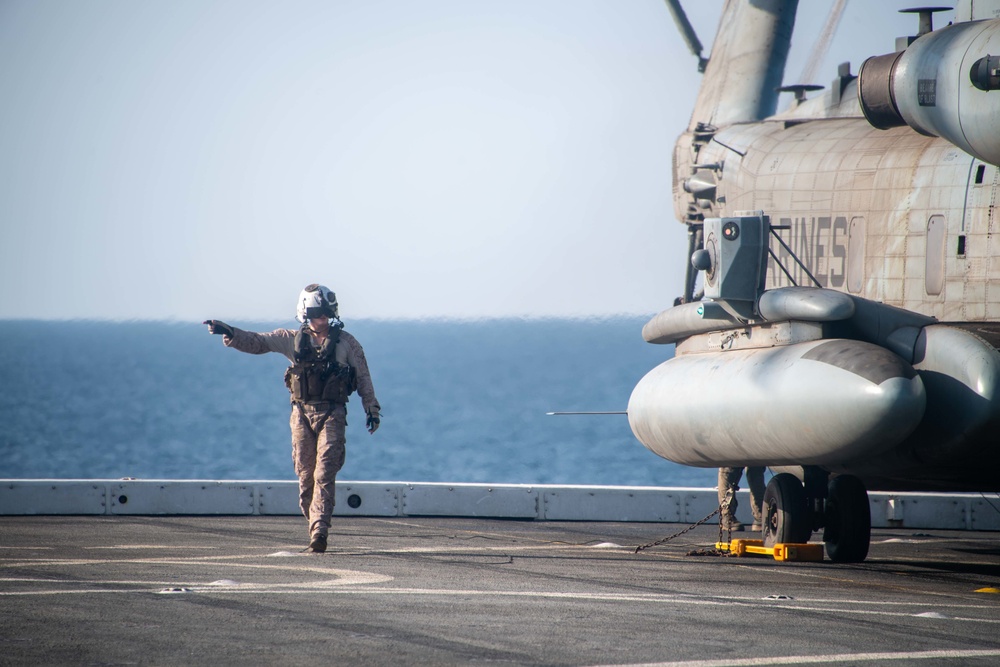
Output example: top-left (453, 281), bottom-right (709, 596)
top-left (926, 215), bottom-right (946, 296)
top-left (957, 235), bottom-right (966, 257)
top-left (975, 164), bottom-right (986, 185)
top-left (847, 217), bottom-right (865, 294)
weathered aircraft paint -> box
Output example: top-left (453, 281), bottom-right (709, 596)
top-left (628, 0), bottom-right (1000, 561)
top-left (684, 113), bottom-right (999, 320)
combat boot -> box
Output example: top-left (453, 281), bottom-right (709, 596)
top-left (721, 516), bottom-right (745, 532)
top-left (306, 534), bottom-right (327, 553)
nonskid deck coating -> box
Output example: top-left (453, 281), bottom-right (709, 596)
top-left (1, 515), bottom-right (999, 666)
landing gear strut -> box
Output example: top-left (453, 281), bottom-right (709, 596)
top-left (760, 471), bottom-right (871, 563)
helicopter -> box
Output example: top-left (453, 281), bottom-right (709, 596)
top-left (627, 0), bottom-right (1000, 562)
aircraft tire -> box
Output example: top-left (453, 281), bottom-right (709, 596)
top-left (823, 474), bottom-right (871, 563)
top-left (762, 473), bottom-right (811, 547)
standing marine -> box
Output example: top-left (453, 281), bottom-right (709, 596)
top-left (204, 284), bottom-right (381, 553)
top-left (718, 466), bottom-right (765, 532)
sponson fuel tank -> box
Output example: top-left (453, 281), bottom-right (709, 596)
top-left (628, 338), bottom-right (926, 467)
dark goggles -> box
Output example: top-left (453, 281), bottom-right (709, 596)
top-left (305, 306), bottom-right (334, 320)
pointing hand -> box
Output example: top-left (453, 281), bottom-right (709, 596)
top-left (203, 320), bottom-right (234, 337)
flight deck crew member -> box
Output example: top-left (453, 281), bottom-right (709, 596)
top-left (718, 466), bottom-right (765, 532)
top-left (204, 284), bottom-right (381, 553)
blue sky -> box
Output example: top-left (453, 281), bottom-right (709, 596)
top-left (0, 1), bottom-right (920, 320)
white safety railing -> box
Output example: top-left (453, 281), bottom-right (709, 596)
top-left (2, 479), bottom-right (999, 531)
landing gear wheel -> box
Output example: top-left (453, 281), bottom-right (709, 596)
top-left (762, 473), bottom-right (811, 547)
top-left (823, 474), bottom-right (871, 563)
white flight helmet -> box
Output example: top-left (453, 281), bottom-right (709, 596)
top-left (296, 284), bottom-right (339, 323)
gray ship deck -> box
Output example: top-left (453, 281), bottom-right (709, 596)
top-left (2, 515), bottom-right (999, 666)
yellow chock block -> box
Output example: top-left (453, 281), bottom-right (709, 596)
top-left (716, 540), bottom-right (824, 562)
top-left (773, 542), bottom-right (824, 562)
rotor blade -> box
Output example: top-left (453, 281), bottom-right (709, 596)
top-left (796, 0), bottom-right (848, 86)
top-left (546, 411), bottom-right (627, 416)
top-left (663, 0), bottom-right (708, 71)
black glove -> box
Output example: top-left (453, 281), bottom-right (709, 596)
top-left (203, 320), bottom-right (234, 337)
top-left (366, 410), bottom-right (381, 434)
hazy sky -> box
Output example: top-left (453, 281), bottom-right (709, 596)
top-left (0, 1), bottom-right (921, 320)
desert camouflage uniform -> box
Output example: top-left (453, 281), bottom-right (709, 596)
top-left (719, 466), bottom-right (765, 529)
top-left (222, 326), bottom-right (380, 541)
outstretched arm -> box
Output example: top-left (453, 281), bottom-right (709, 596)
top-left (203, 321), bottom-right (295, 359)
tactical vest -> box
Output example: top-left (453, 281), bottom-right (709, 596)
top-left (283, 324), bottom-right (357, 404)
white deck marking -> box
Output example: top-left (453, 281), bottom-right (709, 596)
top-left (0, 568), bottom-right (392, 595)
top-left (10, 568), bottom-right (997, 630)
top-left (0, 545), bottom-right (996, 632)
top-left (588, 649), bottom-right (1000, 666)
top-left (0, 550), bottom-right (393, 594)
top-left (83, 545), bottom-right (220, 550)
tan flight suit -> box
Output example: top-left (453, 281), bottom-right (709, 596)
top-left (222, 326), bottom-right (380, 541)
top-left (718, 466), bottom-right (765, 528)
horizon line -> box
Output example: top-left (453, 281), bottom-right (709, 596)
top-left (0, 313), bottom-right (661, 325)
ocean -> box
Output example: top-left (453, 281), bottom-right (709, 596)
top-left (0, 318), bottom-right (716, 487)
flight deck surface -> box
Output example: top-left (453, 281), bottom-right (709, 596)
top-left (2, 516), bottom-right (999, 666)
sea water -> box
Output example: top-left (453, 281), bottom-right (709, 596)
top-left (0, 319), bottom-right (715, 487)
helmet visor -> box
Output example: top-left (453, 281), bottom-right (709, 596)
top-left (305, 306), bottom-right (333, 320)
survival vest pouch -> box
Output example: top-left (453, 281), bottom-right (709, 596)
top-left (284, 324), bottom-right (358, 404)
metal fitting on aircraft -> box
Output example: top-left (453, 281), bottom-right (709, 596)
top-left (683, 170), bottom-right (717, 201)
top-left (858, 51), bottom-right (906, 129)
top-left (859, 19), bottom-right (1000, 165)
top-left (971, 55), bottom-right (1000, 91)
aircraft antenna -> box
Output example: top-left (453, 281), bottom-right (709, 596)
top-left (796, 0), bottom-right (849, 90)
top-left (663, 0), bottom-right (709, 73)
top-left (546, 411), bottom-right (627, 416)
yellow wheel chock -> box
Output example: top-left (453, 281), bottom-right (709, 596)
top-left (716, 539), bottom-right (824, 562)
